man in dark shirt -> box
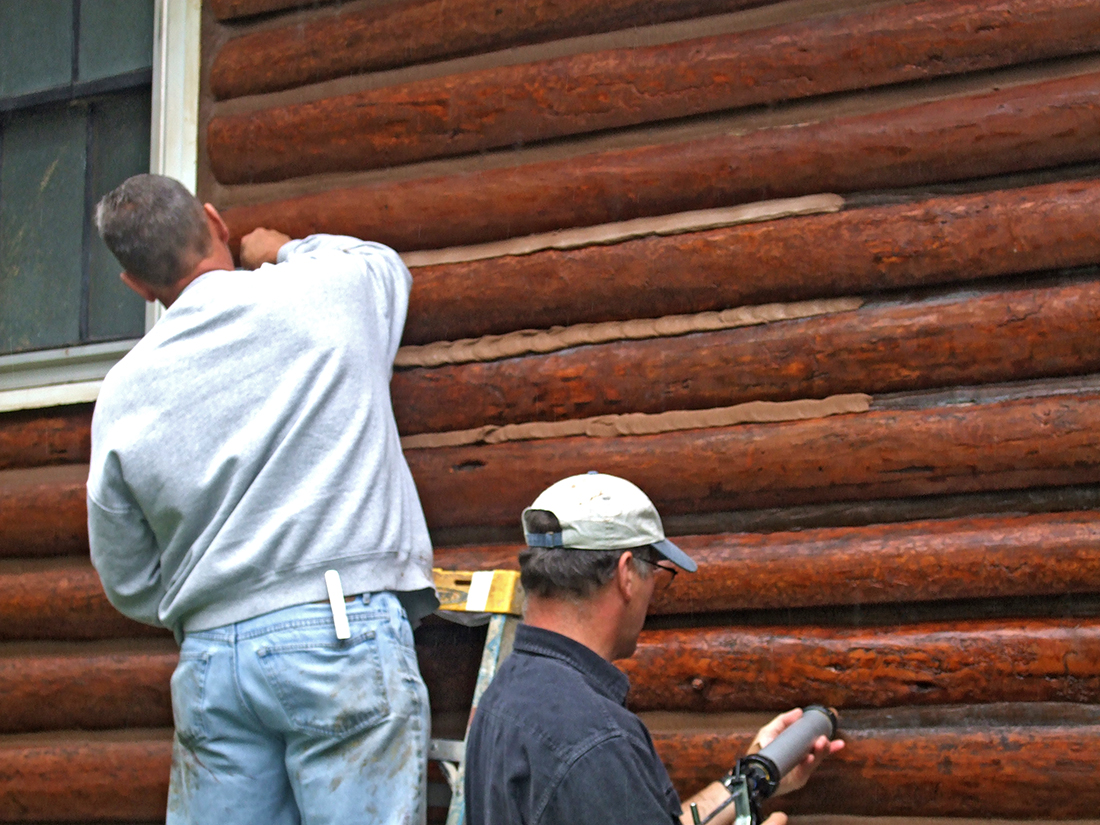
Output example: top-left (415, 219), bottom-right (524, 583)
top-left (464, 472), bottom-right (842, 825)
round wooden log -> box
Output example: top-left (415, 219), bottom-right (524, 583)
top-left (393, 277), bottom-right (1100, 434)
top-left (403, 391), bottom-right (1100, 530)
top-left (620, 618), bottom-right (1100, 712)
top-left (652, 723), bottom-right (1100, 817)
top-left (0, 641), bottom-right (176, 734)
top-left (0, 558), bottom-right (165, 642)
top-left (208, 0), bottom-right (1100, 181)
top-left (0, 404), bottom-right (91, 471)
top-left (0, 465), bottom-right (88, 558)
top-left (221, 71), bottom-right (1100, 252)
top-left (434, 510), bottom-right (1100, 615)
top-left (210, 0), bottom-right (781, 98)
top-left (401, 179), bottom-right (1100, 344)
top-left (0, 730), bottom-right (172, 821)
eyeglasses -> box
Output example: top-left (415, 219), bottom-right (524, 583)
top-left (635, 556), bottom-right (678, 591)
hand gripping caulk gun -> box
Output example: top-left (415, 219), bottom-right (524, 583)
top-left (692, 705), bottom-right (839, 825)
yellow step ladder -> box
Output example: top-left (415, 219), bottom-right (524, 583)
top-left (429, 568), bottom-right (524, 825)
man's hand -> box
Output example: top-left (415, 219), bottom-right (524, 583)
top-left (749, 708), bottom-right (845, 796)
top-left (240, 227), bottom-right (292, 270)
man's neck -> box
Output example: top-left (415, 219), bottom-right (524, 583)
top-left (523, 594), bottom-right (620, 661)
top-left (158, 246), bottom-right (236, 307)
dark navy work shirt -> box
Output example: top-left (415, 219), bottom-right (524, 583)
top-left (464, 624), bottom-right (682, 825)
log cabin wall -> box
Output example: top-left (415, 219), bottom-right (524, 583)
top-left (3, 0), bottom-right (1100, 821)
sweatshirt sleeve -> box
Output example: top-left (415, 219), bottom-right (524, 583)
top-left (278, 234), bottom-right (412, 367)
top-left (86, 456), bottom-right (166, 628)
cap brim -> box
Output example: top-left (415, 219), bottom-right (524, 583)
top-left (651, 538), bottom-right (697, 572)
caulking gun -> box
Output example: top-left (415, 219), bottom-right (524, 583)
top-left (692, 705), bottom-right (839, 825)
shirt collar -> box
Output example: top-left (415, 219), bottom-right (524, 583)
top-left (512, 623), bottom-right (631, 705)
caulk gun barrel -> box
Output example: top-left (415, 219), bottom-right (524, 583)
top-left (756, 706), bottom-right (837, 778)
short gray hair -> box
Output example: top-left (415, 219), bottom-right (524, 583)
top-left (95, 174), bottom-right (211, 288)
top-left (519, 509), bottom-right (656, 600)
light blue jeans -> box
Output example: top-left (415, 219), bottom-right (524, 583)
top-left (166, 592), bottom-right (429, 825)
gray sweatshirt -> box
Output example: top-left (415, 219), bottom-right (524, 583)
top-left (87, 235), bottom-right (436, 638)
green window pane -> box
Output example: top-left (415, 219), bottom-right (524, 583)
top-left (78, 0), bottom-right (154, 83)
top-left (0, 1), bottom-right (74, 98)
top-left (0, 103), bottom-right (87, 356)
top-left (86, 88), bottom-right (150, 341)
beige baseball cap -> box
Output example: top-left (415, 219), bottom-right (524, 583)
top-left (522, 472), bottom-right (697, 572)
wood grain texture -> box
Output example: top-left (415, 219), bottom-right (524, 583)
top-left (210, 0), bottom-right (781, 97)
top-left (401, 179), bottom-right (1100, 344)
top-left (12, 508), bottom-right (1097, 643)
top-left (434, 510), bottom-right (1100, 615)
top-left (404, 392), bottom-right (1100, 530)
top-left (393, 277), bottom-right (1100, 434)
top-left (0, 465), bottom-right (88, 558)
top-left (0, 558), bottom-right (164, 641)
top-left (653, 722), bottom-right (1100, 816)
top-left (621, 619), bottom-right (1100, 712)
top-left (0, 641), bottom-right (176, 734)
top-left (208, 0), bottom-right (1100, 181)
top-left (9, 395), bottom-right (1100, 543)
top-left (221, 71), bottom-right (1100, 252)
top-left (0, 730), bottom-right (172, 821)
top-left (0, 404), bottom-right (91, 471)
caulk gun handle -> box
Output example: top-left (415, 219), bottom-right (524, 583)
top-left (756, 706), bottom-right (838, 778)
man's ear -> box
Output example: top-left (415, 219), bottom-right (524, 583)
top-left (615, 551), bottom-right (638, 601)
top-left (119, 271), bottom-right (157, 303)
top-left (203, 203), bottom-right (230, 245)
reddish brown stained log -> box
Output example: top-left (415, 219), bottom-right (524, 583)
top-left (0, 465), bottom-right (88, 558)
top-left (209, 0), bottom-right (327, 18)
top-left (221, 71), bottom-right (1100, 252)
top-left (209, 0), bottom-right (1100, 181)
top-left (210, 0), bottom-right (781, 97)
top-left (0, 730), bottom-right (171, 821)
top-left (0, 558), bottom-right (164, 641)
top-left (393, 277), bottom-right (1100, 434)
top-left (401, 179), bottom-right (1100, 344)
top-left (653, 725), bottom-right (1100, 817)
top-left (0, 641), bottom-right (176, 734)
top-left (435, 511), bottom-right (1100, 615)
top-left (404, 392), bottom-right (1100, 530)
top-left (621, 619), bottom-right (1100, 712)
top-left (0, 404), bottom-right (91, 471)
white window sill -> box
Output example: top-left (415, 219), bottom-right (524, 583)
top-left (0, 340), bottom-right (137, 413)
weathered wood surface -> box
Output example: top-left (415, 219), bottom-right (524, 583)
top-left (401, 179), bottom-right (1100, 344)
top-left (0, 465), bottom-right (88, 558)
top-left (621, 619), bottom-right (1100, 712)
top-left (7, 509), bottom-right (1095, 641)
top-left (435, 511), bottom-right (1100, 614)
top-left (0, 730), bottom-right (172, 821)
top-left (208, 0), bottom-right (1100, 182)
top-left (393, 277), bottom-right (1100, 434)
top-left (0, 558), bottom-right (163, 641)
top-left (221, 71), bottom-right (1100, 252)
top-left (9, 394), bottom-right (1100, 546)
top-left (0, 641), bottom-right (176, 734)
top-left (404, 392), bottom-right (1100, 530)
top-left (653, 721), bottom-right (1100, 817)
top-left (210, 0), bottom-right (782, 97)
top-left (0, 404), bottom-right (90, 471)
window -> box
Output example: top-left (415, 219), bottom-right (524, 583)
top-left (0, 0), bottom-right (154, 355)
top-left (0, 0), bottom-right (200, 412)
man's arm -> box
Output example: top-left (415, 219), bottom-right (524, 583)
top-left (239, 226), bottom-right (413, 365)
top-left (87, 487), bottom-right (166, 627)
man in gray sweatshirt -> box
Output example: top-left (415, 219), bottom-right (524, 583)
top-left (88, 174), bottom-right (436, 825)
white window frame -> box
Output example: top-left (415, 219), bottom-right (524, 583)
top-left (0, 0), bottom-right (201, 414)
